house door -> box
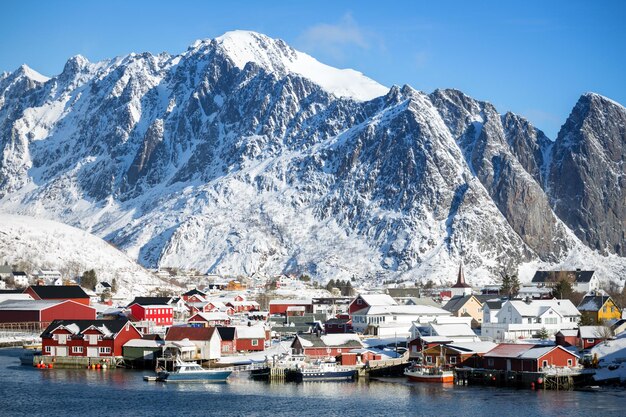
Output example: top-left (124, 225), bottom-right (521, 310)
top-left (55, 347), bottom-right (67, 357)
top-left (506, 359), bottom-right (512, 371)
top-left (87, 347), bottom-right (99, 357)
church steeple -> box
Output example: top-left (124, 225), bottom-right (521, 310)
top-left (452, 262), bottom-right (471, 288)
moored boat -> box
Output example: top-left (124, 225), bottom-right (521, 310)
top-left (285, 360), bottom-right (356, 382)
top-left (404, 363), bottom-right (454, 383)
top-left (19, 349), bottom-right (41, 366)
top-left (155, 359), bottom-right (232, 382)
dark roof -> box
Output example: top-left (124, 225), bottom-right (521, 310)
top-left (216, 327), bottom-right (236, 341)
top-left (127, 296), bottom-right (172, 307)
top-left (577, 295), bottom-right (612, 312)
top-left (443, 295), bottom-right (475, 312)
top-left (325, 318), bottom-right (351, 325)
top-left (142, 334), bottom-right (164, 341)
top-left (12, 271), bottom-right (27, 276)
top-left (0, 289), bottom-right (24, 294)
top-left (41, 319), bottom-right (130, 338)
top-left (99, 282), bottom-right (111, 288)
top-left (531, 270), bottom-right (595, 283)
top-left (484, 299), bottom-right (504, 310)
top-left (183, 288), bottom-right (206, 297)
top-left (165, 326), bottom-right (217, 341)
top-left (27, 285), bottom-right (89, 299)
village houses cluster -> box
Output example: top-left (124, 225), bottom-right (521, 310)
top-left (0, 262), bottom-right (624, 378)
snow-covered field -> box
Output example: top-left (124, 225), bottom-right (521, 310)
top-left (592, 332), bottom-right (626, 382)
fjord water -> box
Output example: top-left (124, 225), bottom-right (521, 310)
top-left (2, 349), bottom-right (624, 417)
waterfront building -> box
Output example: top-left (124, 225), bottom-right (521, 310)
top-left (0, 299), bottom-right (96, 325)
top-left (25, 285), bottom-right (91, 306)
top-left (41, 318), bottom-right (141, 357)
top-left (482, 344), bottom-right (579, 372)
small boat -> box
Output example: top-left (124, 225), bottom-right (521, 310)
top-left (285, 360), bottom-right (356, 382)
top-left (250, 354), bottom-right (306, 381)
top-left (404, 363), bottom-right (454, 383)
top-left (155, 359), bottom-right (232, 382)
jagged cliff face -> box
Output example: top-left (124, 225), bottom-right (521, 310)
top-left (548, 93), bottom-right (626, 256)
top-left (0, 31), bottom-right (624, 284)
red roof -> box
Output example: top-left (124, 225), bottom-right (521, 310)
top-left (165, 326), bottom-right (217, 341)
top-left (483, 343), bottom-right (535, 358)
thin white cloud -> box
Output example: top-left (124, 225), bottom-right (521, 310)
top-left (297, 13), bottom-right (374, 61)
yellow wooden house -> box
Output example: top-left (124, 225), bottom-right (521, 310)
top-left (577, 295), bottom-right (622, 324)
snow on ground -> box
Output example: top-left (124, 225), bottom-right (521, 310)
top-left (217, 341), bottom-right (292, 364)
top-left (0, 214), bottom-right (166, 296)
top-left (591, 332), bottom-right (626, 382)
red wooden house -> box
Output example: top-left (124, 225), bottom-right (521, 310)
top-left (291, 334), bottom-right (363, 358)
top-left (41, 319), bottom-right (141, 357)
top-left (269, 299), bottom-right (312, 315)
top-left (348, 294), bottom-right (397, 316)
top-left (127, 297), bottom-right (174, 326)
top-left (188, 312), bottom-right (231, 327)
top-left (182, 288), bottom-right (207, 302)
top-left (234, 325), bottom-right (267, 351)
top-left (324, 316), bottom-right (353, 334)
top-left (482, 344), bottom-right (579, 372)
top-left (25, 285), bottom-right (91, 306)
top-left (579, 326), bottom-right (606, 350)
top-left (216, 327), bottom-right (236, 354)
top-left (0, 299), bottom-right (96, 325)
top-left (555, 330), bottom-right (579, 348)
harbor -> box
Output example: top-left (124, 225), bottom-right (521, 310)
top-left (2, 348), bottom-right (625, 417)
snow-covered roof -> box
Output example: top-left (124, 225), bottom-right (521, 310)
top-left (189, 312), bottom-right (230, 321)
top-left (357, 304), bottom-right (449, 316)
top-left (320, 334), bottom-right (362, 346)
top-left (358, 294), bottom-right (397, 307)
top-left (430, 323), bottom-right (478, 338)
top-left (235, 325), bottom-right (266, 339)
top-left (0, 299), bottom-right (66, 310)
top-left (579, 326), bottom-right (606, 339)
top-left (269, 299), bottom-right (311, 305)
top-left (123, 339), bottom-right (163, 348)
top-left (447, 341), bottom-right (497, 354)
top-left (504, 300), bottom-right (580, 318)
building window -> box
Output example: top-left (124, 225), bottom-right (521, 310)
top-left (72, 346), bottom-right (83, 354)
top-left (542, 360), bottom-right (548, 369)
top-left (251, 339), bottom-right (259, 347)
top-left (45, 346), bottom-right (51, 353)
top-left (587, 339), bottom-right (594, 343)
top-left (567, 359), bottom-right (572, 366)
top-left (487, 358), bottom-right (494, 367)
top-left (357, 299), bottom-right (363, 305)
top-left (449, 356), bottom-right (457, 364)
top-left (99, 347), bottom-right (111, 354)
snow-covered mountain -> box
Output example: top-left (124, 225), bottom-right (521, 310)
top-left (0, 214), bottom-right (164, 296)
top-left (0, 30), bottom-right (624, 286)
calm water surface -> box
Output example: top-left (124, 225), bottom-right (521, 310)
top-left (1, 348), bottom-right (624, 417)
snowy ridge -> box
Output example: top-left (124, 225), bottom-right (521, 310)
top-left (0, 31), bottom-right (625, 287)
top-left (213, 30), bottom-right (388, 101)
top-left (0, 214), bottom-right (165, 296)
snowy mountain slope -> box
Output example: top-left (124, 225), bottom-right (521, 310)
top-left (0, 214), bottom-right (165, 296)
top-left (0, 31), bottom-right (625, 286)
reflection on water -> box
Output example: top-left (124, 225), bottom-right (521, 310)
top-left (1, 348), bottom-right (624, 417)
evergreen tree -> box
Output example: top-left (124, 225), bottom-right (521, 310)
top-left (326, 279), bottom-right (336, 292)
top-left (551, 278), bottom-right (574, 300)
top-left (499, 271), bottom-right (520, 298)
top-left (81, 269), bottom-right (97, 290)
top-left (536, 327), bottom-right (549, 340)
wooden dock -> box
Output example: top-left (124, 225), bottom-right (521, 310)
top-left (454, 368), bottom-right (589, 390)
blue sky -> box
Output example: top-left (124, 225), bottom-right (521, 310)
top-left (2, 0), bottom-right (624, 138)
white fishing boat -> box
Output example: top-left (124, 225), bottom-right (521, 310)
top-left (154, 359), bottom-right (231, 382)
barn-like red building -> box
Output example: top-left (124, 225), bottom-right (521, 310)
top-left (41, 319), bottom-right (141, 357)
top-left (127, 297), bottom-right (174, 326)
top-left (269, 299), bottom-right (312, 315)
top-left (291, 334), bottom-right (363, 358)
top-left (24, 285), bottom-right (91, 306)
top-left (0, 299), bottom-right (96, 325)
top-left (482, 344), bottom-right (579, 372)
top-left (234, 325), bottom-right (267, 351)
